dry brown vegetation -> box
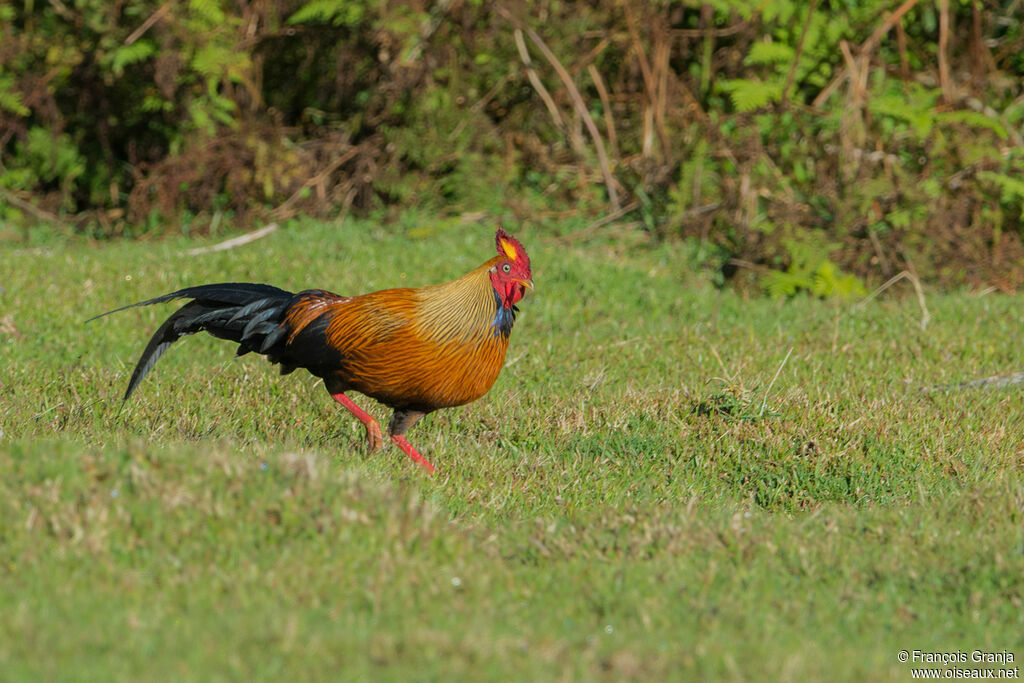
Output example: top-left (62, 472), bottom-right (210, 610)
top-left (3, 1), bottom-right (1024, 289)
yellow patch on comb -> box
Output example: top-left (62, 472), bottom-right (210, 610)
top-left (500, 238), bottom-right (518, 261)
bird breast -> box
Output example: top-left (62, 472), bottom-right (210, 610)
top-left (322, 271), bottom-right (514, 411)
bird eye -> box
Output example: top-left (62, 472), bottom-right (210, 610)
top-left (501, 263), bottom-right (511, 273)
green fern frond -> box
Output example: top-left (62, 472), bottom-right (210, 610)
top-left (140, 95), bottom-right (172, 113)
top-left (190, 44), bottom-right (249, 81)
top-left (765, 270), bottom-right (808, 299)
top-left (109, 40), bottom-right (156, 75)
top-left (721, 78), bottom-right (783, 112)
top-left (745, 41), bottom-right (795, 66)
top-left (0, 74), bottom-right (29, 116)
top-left (288, 0), bottom-right (365, 26)
top-left (869, 86), bottom-right (940, 139)
top-left (704, 0), bottom-right (757, 20)
top-left (936, 110), bottom-right (1008, 140)
top-left (885, 208), bottom-right (912, 230)
top-left (764, 237), bottom-right (865, 300)
top-left (978, 171), bottom-right (1024, 204)
top-left (189, 0), bottom-right (226, 25)
top-left (811, 261), bottom-right (839, 298)
top-left (760, 0), bottom-right (797, 23)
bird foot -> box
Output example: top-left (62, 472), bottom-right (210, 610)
top-left (391, 435), bottom-right (436, 474)
top-left (330, 392), bottom-right (434, 472)
top-left (331, 391), bottom-right (383, 453)
top-left (365, 421), bottom-right (383, 453)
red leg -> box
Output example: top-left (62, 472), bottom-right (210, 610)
top-left (331, 392), bottom-right (383, 452)
top-left (391, 435), bottom-right (436, 474)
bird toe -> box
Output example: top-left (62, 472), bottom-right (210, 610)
top-left (366, 422), bottom-right (384, 452)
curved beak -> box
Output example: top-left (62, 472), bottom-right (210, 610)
top-left (514, 278), bottom-right (534, 291)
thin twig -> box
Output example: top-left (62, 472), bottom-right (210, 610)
top-left (669, 201), bottom-right (721, 226)
top-left (811, 67), bottom-right (848, 108)
top-left (855, 269), bottom-right (930, 329)
top-left (125, 1), bottom-right (173, 45)
top-left (867, 227), bottom-right (893, 276)
top-left (553, 200), bottom-right (640, 244)
top-left (512, 28), bottom-right (578, 153)
top-left (896, 18), bottom-right (911, 80)
top-left (587, 64), bottom-right (619, 159)
top-left (46, 0), bottom-right (74, 21)
top-left (447, 73), bottom-right (513, 141)
top-left (271, 148), bottom-right (359, 219)
top-left (575, 36), bottom-right (611, 76)
top-left (623, 4), bottom-right (672, 160)
top-left (902, 259), bottom-right (930, 329)
top-left (655, 32), bottom-right (671, 160)
top-left (726, 257), bottom-right (769, 273)
top-left (0, 188), bottom-right (69, 228)
top-left (470, 73), bottom-right (513, 114)
top-left (812, 0), bottom-right (922, 107)
top-left (32, 402), bottom-right (64, 421)
top-left (838, 40), bottom-right (867, 101)
top-left (185, 223), bottom-right (278, 256)
top-left (707, 343), bottom-right (736, 386)
top-left (937, 0), bottom-right (953, 103)
top-left (781, 0), bottom-right (819, 106)
top-left (759, 347), bottom-right (793, 418)
top-left (520, 25), bottom-right (621, 210)
top-left (668, 22), bottom-right (750, 39)
top-left (923, 371), bottom-right (1024, 393)
top-left (584, 200), bottom-right (639, 232)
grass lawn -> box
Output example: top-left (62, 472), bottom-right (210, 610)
top-left (1, 219), bottom-right (1022, 680)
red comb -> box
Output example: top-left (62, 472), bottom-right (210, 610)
top-left (495, 228), bottom-right (530, 269)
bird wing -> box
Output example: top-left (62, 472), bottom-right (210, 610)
top-left (277, 288), bottom-right (417, 370)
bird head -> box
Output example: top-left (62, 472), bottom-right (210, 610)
top-left (489, 228), bottom-right (533, 308)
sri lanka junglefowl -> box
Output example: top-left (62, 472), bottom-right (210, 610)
top-left (92, 229), bottom-right (533, 473)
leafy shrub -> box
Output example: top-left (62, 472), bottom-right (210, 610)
top-left (1, 0), bottom-right (1024, 290)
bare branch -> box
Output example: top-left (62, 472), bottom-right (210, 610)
top-left (781, 0), bottom-right (820, 106)
top-left (813, 0), bottom-right (923, 108)
top-left (498, 6), bottom-right (621, 210)
top-left (185, 223), bottom-right (278, 256)
top-left (512, 29), bottom-right (579, 154)
top-left (937, 0), bottom-right (953, 103)
top-left (521, 26), bottom-right (621, 210)
top-left (587, 64), bottom-right (619, 160)
top-left (125, 2), bottom-right (173, 46)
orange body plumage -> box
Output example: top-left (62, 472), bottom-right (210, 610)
top-left (93, 229), bottom-right (534, 472)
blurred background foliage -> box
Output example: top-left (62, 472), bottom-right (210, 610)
top-left (2, 0), bottom-right (1024, 292)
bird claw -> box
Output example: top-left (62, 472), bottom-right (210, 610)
top-left (331, 391), bottom-right (384, 454)
top-left (365, 421), bottom-right (383, 453)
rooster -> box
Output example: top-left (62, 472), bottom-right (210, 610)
top-left (92, 229), bottom-right (533, 473)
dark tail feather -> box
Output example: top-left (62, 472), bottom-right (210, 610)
top-left (122, 301), bottom-right (203, 401)
top-left (92, 283), bottom-right (295, 401)
top-left (86, 283), bottom-right (292, 323)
